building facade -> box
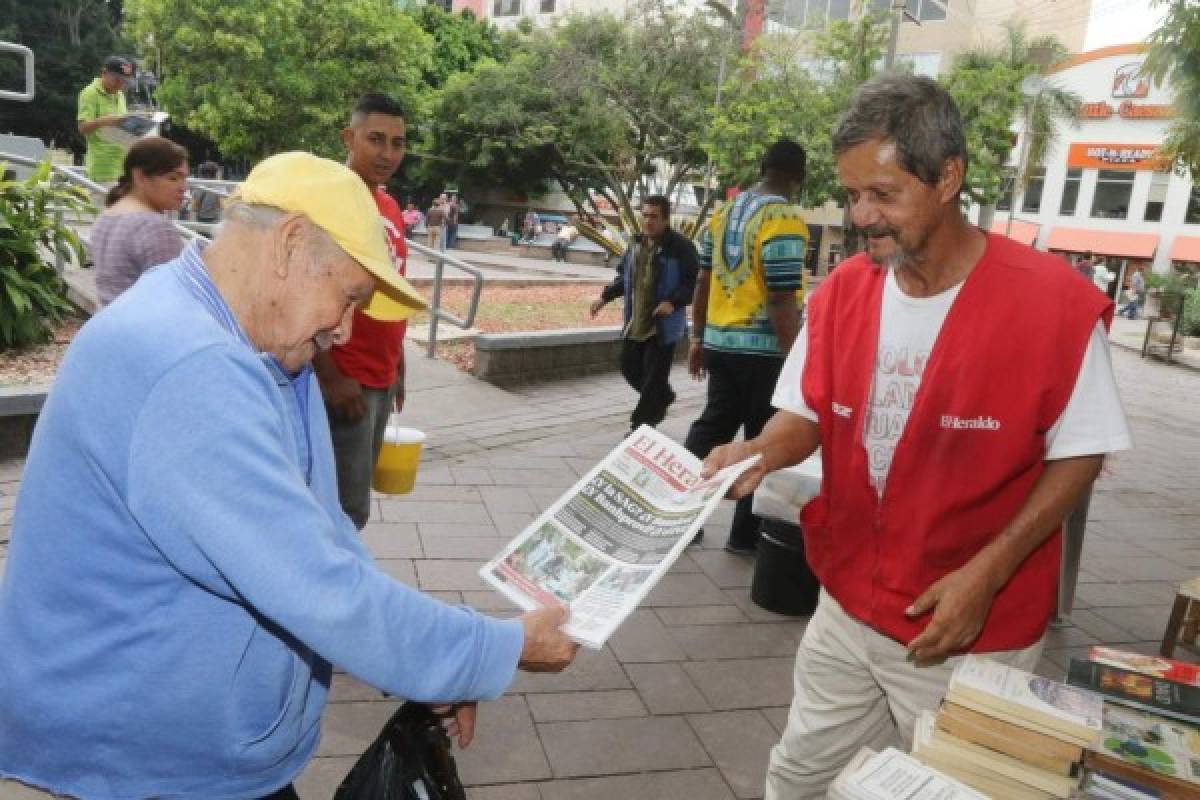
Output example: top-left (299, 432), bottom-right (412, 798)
top-left (993, 44), bottom-right (1200, 275)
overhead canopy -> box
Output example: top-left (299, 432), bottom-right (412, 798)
top-left (1045, 227), bottom-right (1158, 259)
top-left (989, 219), bottom-right (1040, 247)
top-left (1169, 235), bottom-right (1200, 263)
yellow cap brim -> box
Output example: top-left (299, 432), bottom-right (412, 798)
top-left (361, 268), bottom-right (426, 322)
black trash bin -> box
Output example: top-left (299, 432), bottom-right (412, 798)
top-left (751, 519), bottom-right (820, 616)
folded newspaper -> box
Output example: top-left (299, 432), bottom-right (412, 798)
top-left (479, 426), bottom-right (759, 648)
top-left (97, 111), bottom-right (169, 148)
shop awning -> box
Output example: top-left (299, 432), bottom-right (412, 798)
top-left (989, 219), bottom-right (1040, 247)
top-left (1045, 227), bottom-right (1159, 259)
top-left (1169, 235), bottom-right (1200, 263)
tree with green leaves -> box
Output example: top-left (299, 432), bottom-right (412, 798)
top-left (943, 22), bottom-right (1079, 222)
top-left (407, 4), bottom-right (515, 91)
top-left (123, 0), bottom-right (432, 159)
top-left (0, 1), bottom-right (128, 156)
top-left (426, 0), bottom-right (724, 237)
top-left (1143, 0), bottom-right (1200, 176)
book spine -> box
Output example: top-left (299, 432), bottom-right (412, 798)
top-left (1068, 659), bottom-right (1200, 726)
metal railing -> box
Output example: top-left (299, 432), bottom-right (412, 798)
top-left (1, 150), bottom-right (483, 357)
top-left (0, 43), bottom-right (35, 102)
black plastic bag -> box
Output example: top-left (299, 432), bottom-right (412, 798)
top-left (333, 702), bottom-right (467, 800)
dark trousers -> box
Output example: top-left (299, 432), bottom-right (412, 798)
top-left (620, 336), bottom-right (676, 430)
top-left (259, 785), bottom-right (299, 800)
top-left (684, 348), bottom-right (784, 548)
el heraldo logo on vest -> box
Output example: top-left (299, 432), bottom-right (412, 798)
top-left (940, 415), bottom-right (1002, 431)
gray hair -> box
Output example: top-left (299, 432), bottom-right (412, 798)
top-left (832, 73), bottom-right (968, 191)
top-left (223, 202), bottom-right (345, 273)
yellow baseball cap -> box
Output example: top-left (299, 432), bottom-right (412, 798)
top-left (232, 151), bottom-right (426, 321)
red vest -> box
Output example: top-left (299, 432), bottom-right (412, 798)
top-left (799, 233), bottom-right (1113, 652)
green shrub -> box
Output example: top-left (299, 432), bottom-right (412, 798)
top-left (1183, 288), bottom-right (1200, 337)
top-left (0, 160), bottom-right (90, 348)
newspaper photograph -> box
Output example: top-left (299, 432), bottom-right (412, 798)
top-left (479, 425), bottom-right (759, 648)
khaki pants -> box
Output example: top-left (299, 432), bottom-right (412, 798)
top-left (426, 224), bottom-right (443, 249)
top-left (764, 589), bottom-right (1044, 799)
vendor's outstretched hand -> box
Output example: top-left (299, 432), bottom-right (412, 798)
top-left (701, 442), bottom-right (767, 500)
top-left (905, 561), bottom-right (997, 665)
top-left (431, 702), bottom-right (477, 748)
top-left (518, 606), bottom-right (578, 673)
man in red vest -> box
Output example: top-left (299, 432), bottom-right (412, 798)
top-left (316, 93), bottom-right (414, 529)
top-left (703, 74), bottom-right (1131, 797)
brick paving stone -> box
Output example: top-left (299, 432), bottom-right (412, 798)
top-left (416, 559), bottom-right (492, 592)
top-left (1057, 608), bottom-right (1141, 644)
top-left (624, 663), bottom-right (713, 715)
top-left (414, 466), bottom-right (456, 485)
top-left (668, 552), bottom-right (703, 573)
top-left (317, 699), bottom-right (400, 756)
top-left (683, 658), bottom-right (797, 710)
top-left (670, 624), bottom-right (800, 661)
top-left (327, 672), bottom-right (384, 703)
top-left (538, 717), bottom-right (711, 777)
top-left (296, 755), bottom-right (358, 799)
top-left (688, 710), bottom-right (779, 799)
top-left (656, 605), bottom-right (749, 626)
top-left (480, 486), bottom-right (540, 513)
top-left (466, 785), bottom-right (543, 800)
top-left (376, 558), bottom-right (416, 586)
top-left (538, 768), bottom-right (734, 800)
top-left (487, 454), bottom-right (573, 471)
top-left (450, 467), bottom-right (496, 485)
top-left (526, 689), bottom-right (647, 722)
top-left (645, 573), bottom-right (730, 607)
top-left (1074, 581), bottom-right (1175, 608)
top-left (688, 550), bottom-right (756, 589)
top-left (607, 609), bottom-right (687, 663)
top-left (419, 522), bottom-right (502, 539)
top-left (508, 647), bottom-right (631, 694)
top-left (761, 707), bottom-right (789, 736)
top-left (360, 523), bottom-right (423, 559)
top-left (723, 588), bottom-right (813, 625)
top-left (1091, 604), bottom-right (1173, 642)
top-left (401, 485), bottom-right (485, 503)
top-left (1109, 557), bottom-right (1195, 583)
top-left (421, 535), bottom-right (510, 560)
top-left (379, 500), bottom-right (493, 525)
top-left (463, 590), bottom-right (522, 612)
top-left (458, 695), bottom-right (552, 785)
top-left (492, 468), bottom-right (577, 489)
top-left (489, 512), bottom-right (538, 536)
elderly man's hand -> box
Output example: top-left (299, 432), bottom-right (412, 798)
top-left (431, 702), bottom-right (477, 748)
top-left (518, 606), bottom-right (578, 673)
top-left (905, 560), bottom-right (998, 665)
top-left (700, 441), bottom-right (767, 500)
top-left (322, 373), bottom-right (365, 422)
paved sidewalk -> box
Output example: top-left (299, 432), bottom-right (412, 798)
top-left (1, 344), bottom-right (1197, 799)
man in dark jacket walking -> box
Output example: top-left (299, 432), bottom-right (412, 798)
top-left (590, 195), bottom-right (699, 433)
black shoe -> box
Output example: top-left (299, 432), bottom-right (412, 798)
top-left (723, 539), bottom-right (757, 555)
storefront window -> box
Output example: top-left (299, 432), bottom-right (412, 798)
top-left (1144, 171), bottom-right (1170, 222)
top-left (1021, 167), bottom-right (1046, 214)
top-left (540, 0), bottom-right (555, 10)
top-left (1186, 186), bottom-right (1200, 225)
top-left (1090, 169), bottom-right (1135, 219)
top-left (494, 0), bottom-right (520, 16)
top-left (1059, 168), bottom-right (1082, 216)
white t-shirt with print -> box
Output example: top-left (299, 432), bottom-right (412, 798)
top-left (772, 268), bottom-right (1132, 494)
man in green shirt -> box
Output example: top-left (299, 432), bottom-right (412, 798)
top-left (77, 56), bottom-right (133, 184)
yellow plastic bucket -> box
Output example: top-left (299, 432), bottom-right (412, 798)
top-left (372, 425), bottom-right (426, 495)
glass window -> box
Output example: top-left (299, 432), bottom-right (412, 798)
top-left (896, 52), bottom-right (942, 78)
top-left (1021, 167), bottom-right (1046, 214)
top-left (917, 0), bottom-right (947, 21)
top-left (1187, 186), bottom-right (1200, 225)
top-left (432, 0), bottom-right (452, 9)
top-left (493, 0), bottom-right (520, 16)
top-left (827, 0), bottom-right (852, 20)
top-left (540, 0), bottom-right (555, 11)
top-left (1091, 169), bottom-right (1135, 219)
top-left (1144, 171), bottom-right (1170, 222)
top-left (1059, 167), bottom-right (1082, 215)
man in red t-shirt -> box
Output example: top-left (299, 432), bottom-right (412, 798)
top-left (315, 93), bottom-right (413, 529)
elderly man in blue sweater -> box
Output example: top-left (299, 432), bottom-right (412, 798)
top-left (0, 153), bottom-right (577, 800)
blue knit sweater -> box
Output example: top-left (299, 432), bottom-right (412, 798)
top-left (0, 252), bottom-right (524, 799)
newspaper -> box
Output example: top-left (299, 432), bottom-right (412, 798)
top-left (479, 425), bottom-right (759, 648)
top-left (830, 747), bottom-right (989, 800)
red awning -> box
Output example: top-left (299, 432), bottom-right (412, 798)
top-left (989, 219), bottom-right (1040, 247)
top-left (1045, 227), bottom-right (1158, 259)
top-left (1169, 235), bottom-right (1200, 263)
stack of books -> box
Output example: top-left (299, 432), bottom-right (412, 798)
top-left (830, 746), bottom-right (988, 799)
top-left (1067, 646), bottom-right (1200, 799)
top-left (911, 656), bottom-right (1104, 798)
